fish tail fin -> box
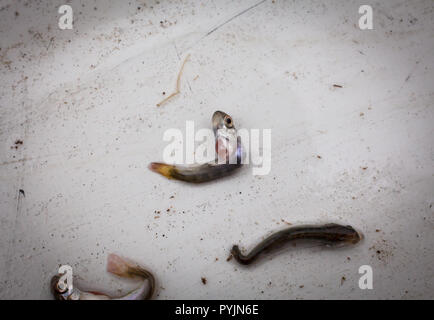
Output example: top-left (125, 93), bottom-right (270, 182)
top-left (107, 254), bottom-right (154, 279)
top-left (107, 253), bottom-right (134, 278)
top-left (148, 162), bottom-right (175, 179)
top-left (107, 254), bottom-right (156, 300)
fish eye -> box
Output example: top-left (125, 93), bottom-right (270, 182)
top-left (224, 115), bottom-right (233, 127)
top-left (56, 281), bottom-right (68, 293)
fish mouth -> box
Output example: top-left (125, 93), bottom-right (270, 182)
top-left (355, 229), bottom-right (364, 242)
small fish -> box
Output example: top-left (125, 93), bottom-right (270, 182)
top-left (51, 254), bottom-right (155, 300)
top-left (149, 111), bottom-right (242, 183)
top-left (231, 223), bottom-right (363, 265)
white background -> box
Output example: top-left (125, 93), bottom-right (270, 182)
top-left (0, 0), bottom-right (433, 299)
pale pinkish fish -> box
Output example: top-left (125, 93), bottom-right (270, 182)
top-left (51, 254), bottom-right (155, 300)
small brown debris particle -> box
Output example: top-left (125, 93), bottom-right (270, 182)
top-left (201, 277), bottom-right (207, 285)
top-left (317, 155), bottom-right (322, 159)
top-left (299, 285), bottom-right (304, 288)
top-left (360, 112), bottom-right (365, 116)
top-left (333, 84), bottom-right (343, 88)
top-left (347, 257), bottom-right (351, 261)
top-left (154, 216), bottom-right (160, 219)
top-left (166, 208), bottom-right (170, 212)
top-left (376, 229), bottom-right (381, 232)
top-left (15, 140), bottom-right (23, 145)
top-left (215, 257), bottom-right (219, 261)
top-left (226, 254), bottom-right (233, 262)
top-left (341, 276), bottom-right (346, 286)
top-left (362, 166), bottom-right (368, 170)
top-left (169, 195), bottom-right (174, 199)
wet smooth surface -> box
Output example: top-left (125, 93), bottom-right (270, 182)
top-left (0, 0), bottom-right (433, 299)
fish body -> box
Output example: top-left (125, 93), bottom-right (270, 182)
top-left (51, 254), bottom-right (155, 300)
top-left (231, 223), bottom-right (363, 265)
top-left (149, 160), bottom-right (241, 183)
top-left (149, 111), bottom-right (242, 183)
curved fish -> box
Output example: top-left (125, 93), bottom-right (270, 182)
top-left (51, 254), bottom-right (155, 300)
top-left (231, 223), bottom-right (363, 265)
top-left (149, 111), bottom-right (242, 183)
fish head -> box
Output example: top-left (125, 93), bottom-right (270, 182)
top-left (212, 111), bottom-right (239, 163)
top-left (332, 224), bottom-right (364, 244)
top-left (51, 274), bottom-right (80, 300)
top-left (51, 274), bottom-right (69, 300)
top-left (212, 110), bottom-right (235, 132)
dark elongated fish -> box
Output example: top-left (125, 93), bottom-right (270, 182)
top-left (231, 223), bottom-right (363, 265)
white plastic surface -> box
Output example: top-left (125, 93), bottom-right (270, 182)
top-left (0, 0), bottom-right (433, 299)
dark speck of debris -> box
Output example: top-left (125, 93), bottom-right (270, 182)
top-left (341, 276), bottom-right (346, 286)
top-left (11, 139), bottom-right (23, 150)
top-left (201, 277), bottom-right (207, 285)
top-left (299, 285), bottom-right (304, 288)
top-left (19, 189), bottom-right (25, 197)
top-left (226, 254), bottom-right (233, 262)
top-left (162, 92), bottom-right (166, 95)
top-left (376, 229), bottom-right (381, 232)
top-left (317, 155), bottom-right (322, 159)
top-left (333, 84), bottom-right (343, 88)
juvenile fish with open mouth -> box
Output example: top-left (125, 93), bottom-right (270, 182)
top-left (149, 111), bottom-right (242, 183)
top-left (51, 254), bottom-right (155, 300)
